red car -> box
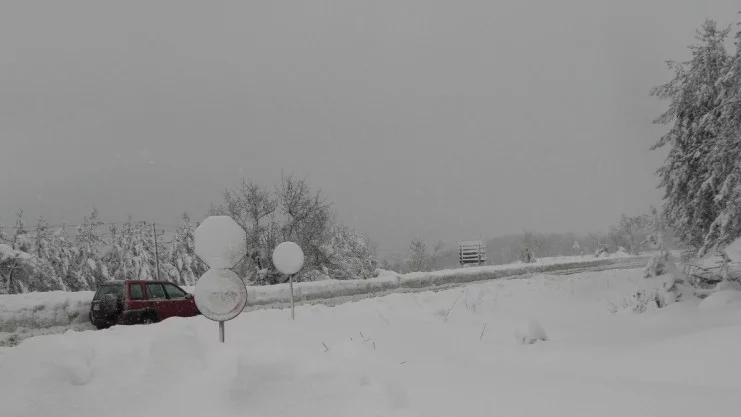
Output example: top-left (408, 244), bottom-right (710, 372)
top-left (89, 280), bottom-right (200, 329)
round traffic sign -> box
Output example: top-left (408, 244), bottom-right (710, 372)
top-left (194, 268), bottom-right (248, 322)
top-left (272, 241), bottom-right (305, 275)
top-left (194, 216), bottom-right (246, 269)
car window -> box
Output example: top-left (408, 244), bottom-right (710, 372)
top-left (164, 284), bottom-right (187, 299)
top-left (146, 284), bottom-right (166, 300)
top-left (94, 284), bottom-right (123, 300)
top-left (129, 284), bottom-right (143, 300)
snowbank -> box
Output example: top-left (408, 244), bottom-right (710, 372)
top-left (2, 268), bottom-right (741, 417)
top-left (0, 291), bottom-right (93, 334)
top-left (0, 254), bottom-right (647, 337)
top-left (698, 290), bottom-right (741, 310)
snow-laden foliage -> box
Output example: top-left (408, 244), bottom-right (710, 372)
top-left (212, 175), bottom-right (378, 283)
top-left (321, 224), bottom-right (378, 280)
top-left (70, 209), bottom-right (110, 291)
top-left (0, 244), bottom-right (33, 294)
top-left (29, 218), bottom-right (67, 292)
top-left (164, 214), bottom-right (206, 286)
top-left (652, 20), bottom-right (741, 255)
top-left (608, 214), bottom-right (653, 255)
top-left (0, 210), bottom-right (215, 293)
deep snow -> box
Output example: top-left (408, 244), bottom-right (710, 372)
top-left (0, 253), bottom-right (648, 344)
top-left (1, 267), bottom-right (739, 417)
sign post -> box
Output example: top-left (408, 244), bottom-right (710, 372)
top-left (272, 242), bottom-right (304, 320)
top-left (193, 216), bottom-right (248, 343)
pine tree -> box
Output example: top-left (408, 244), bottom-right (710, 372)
top-left (11, 210), bottom-right (32, 253)
top-left (701, 18), bottom-right (741, 253)
top-left (0, 242), bottom-right (33, 293)
top-left (165, 213), bottom-right (205, 286)
top-left (651, 20), bottom-right (732, 254)
top-left (30, 217), bottom-right (66, 291)
top-left (0, 222), bottom-right (7, 245)
top-left (103, 224), bottom-right (124, 280)
top-left (50, 226), bottom-right (76, 290)
top-left (72, 209), bottom-right (110, 290)
top-left (114, 218), bottom-right (157, 281)
top-left (408, 239), bottom-right (428, 272)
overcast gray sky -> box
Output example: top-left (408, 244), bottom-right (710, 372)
top-left (1, 0), bottom-right (739, 252)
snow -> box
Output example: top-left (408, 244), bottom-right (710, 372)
top-left (698, 290), bottom-right (741, 310)
top-left (0, 290), bottom-right (93, 335)
top-left (0, 254), bottom-right (648, 344)
top-left (514, 317), bottom-right (548, 344)
top-left (193, 269), bottom-right (247, 321)
top-left (0, 243), bottom-right (15, 260)
top-left (194, 216), bottom-right (247, 269)
top-left (1, 268), bottom-right (740, 417)
top-left (272, 241), bottom-right (305, 275)
top-left (0, 243), bottom-right (31, 261)
top-left (723, 236), bottom-right (741, 262)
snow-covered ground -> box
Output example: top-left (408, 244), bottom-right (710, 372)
top-left (0, 253), bottom-right (647, 345)
top-left (1, 267), bottom-right (739, 417)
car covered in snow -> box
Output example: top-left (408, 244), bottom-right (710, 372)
top-left (89, 280), bottom-right (200, 329)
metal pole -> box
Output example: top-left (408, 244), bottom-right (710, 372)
top-left (219, 321), bottom-right (225, 343)
top-left (289, 274), bottom-right (295, 320)
top-left (153, 223), bottom-right (160, 280)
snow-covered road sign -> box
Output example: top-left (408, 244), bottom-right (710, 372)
top-left (194, 268), bottom-right (248, 322)
top-left (194, 216), bottom-right (246, 269)
top-left (272, 241), bottom-right (305, 275)
top-left (272, 241), bottom-right (305, 320)
top-left (194, 215), bottom-right (248, 342)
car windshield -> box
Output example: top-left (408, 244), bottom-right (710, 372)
top-left (94, 284), bottom-right (124, 300)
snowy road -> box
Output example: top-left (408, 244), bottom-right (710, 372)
top-left (244, 259), bottom-right (650, 311)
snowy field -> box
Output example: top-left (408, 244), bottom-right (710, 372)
top-left (0, 253), bottom-right (648, 345)
top-left (1, 267), bottom-right (740, 417)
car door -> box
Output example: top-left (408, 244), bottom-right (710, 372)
top-left (163, 283), bottom-right (198, 317)
top-left (144, 283), bottom-right (171, 320)
top-left (127, 283), bottom-right (146, 313)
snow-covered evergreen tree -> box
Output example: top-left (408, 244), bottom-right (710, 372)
top-left (0, 243), bottom-right (33, 294)
top-left (651, 20), bottom-right (733, 254)
top-left (72, 209), bottom-right (110, 290)
top-left (103, 224), bottom-right (124, 280)
top-left (111, 218), bottom-right (157, 281)
top-left (699, 20), bottom-right (741, 254)
top-left (50, 226), bottom-right (77, 290)
top-left (29, 217), bottom-right (66, 291)
top-left (11, 210), bottom-right (32, 253)
top-left (164, 213), bottom-right (205, 285)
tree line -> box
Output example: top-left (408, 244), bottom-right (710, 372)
top-left (0, 175), bottom-right (378, 294)
top-left (381, 212), bottom-right (672, 273)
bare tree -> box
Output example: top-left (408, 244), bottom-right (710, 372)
top-left (275, 174), bottom-right (332, 270)
top-left (408, 238), bottom-right (428, 272)
top-left (214, 179), bottom-right (278, 276)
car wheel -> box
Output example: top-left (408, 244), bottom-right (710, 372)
top-left (141, 312), bottom-right (159, 325)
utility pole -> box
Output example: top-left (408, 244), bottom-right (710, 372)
top-left (153, 222), bottom-right (161, 280)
